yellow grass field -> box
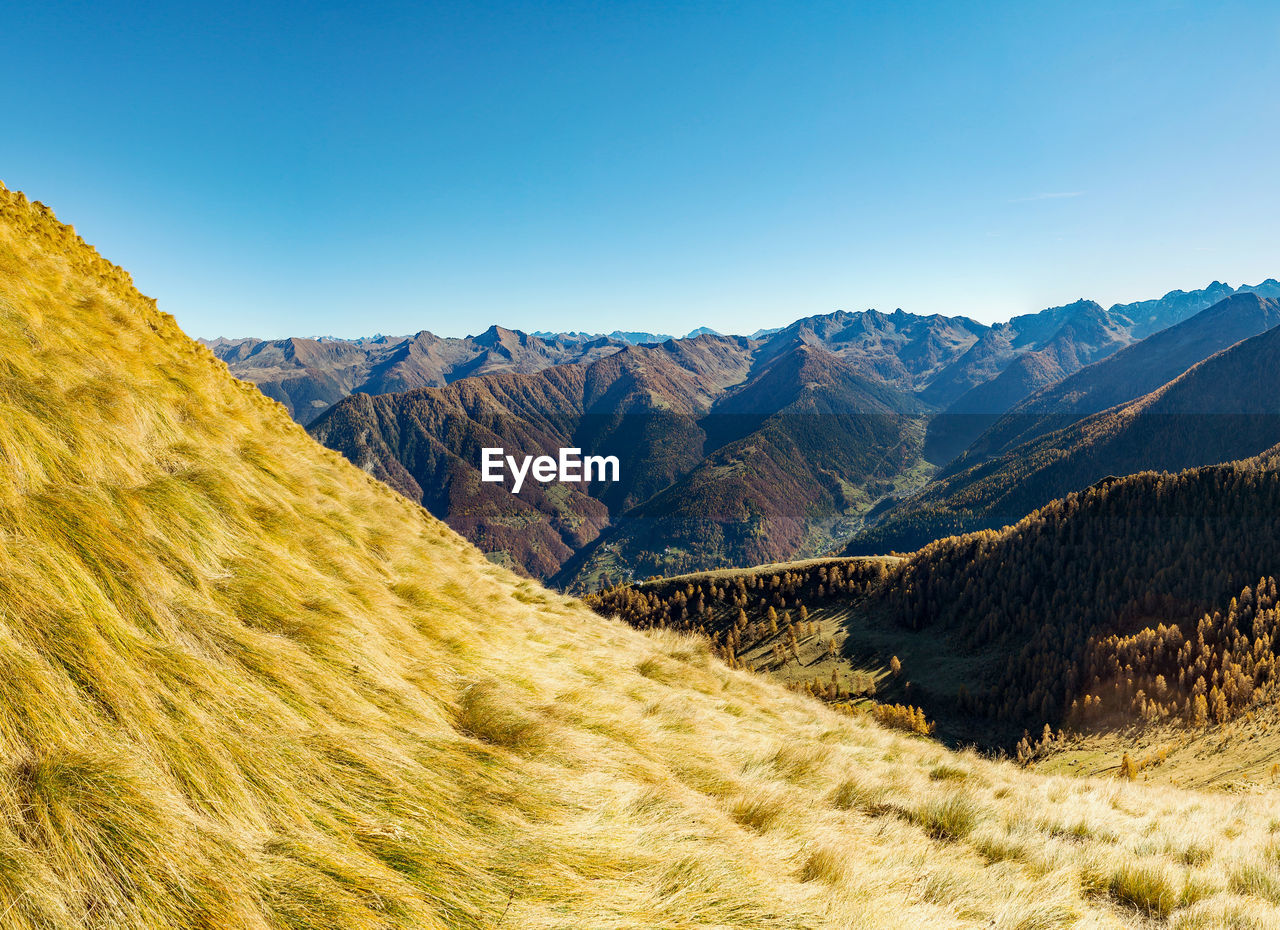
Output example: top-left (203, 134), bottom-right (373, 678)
top-left (2, 182), bottom-right (1280, 927)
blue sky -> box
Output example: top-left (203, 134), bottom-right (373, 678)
top-left (4, 0), bottom-right (1278, 338)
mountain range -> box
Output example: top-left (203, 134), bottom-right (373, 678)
top-left (14, 183), bottom-right (1280, 927)
top-left (213, 280), bottom-right (1279, 433)
top-left (848, 293), bottom-right (1280, 555)
top-left (310, 333), bottom-right (927, 584)
top-left (215, 279), bottom-right (1280, 585)
top-left (203, 326), bottom-right (630, 424)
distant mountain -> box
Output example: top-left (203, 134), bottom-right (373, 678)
top-left (557, 344), bottom-right (926, 587)
top-left (311, 335), bottom-right (927, 584)
top-left (531, 329), bottom-right (680, 345)
top-left (847, 314), bottom-right (1280, 555)
top-left (922, 280), bottom-right (1280, 460)
top-left (606, 329), bottom-right (676, 344)
top-left (751, 308), bottom-right (989, 400)
top-left (204, 325), bottom-right (627, 423)
top-left (215, 281), bottom-right (1280, 439)
top-left (938, 300), bottom-right (1126, 416)
top-left (216, 281), bottom-right (1280, 581)
top-left (684, 326), bottom-right (721, 338)
top-left (958, 292), bottom-right (1280, 466)
top-left (310, 336), bottom-right (758, 578)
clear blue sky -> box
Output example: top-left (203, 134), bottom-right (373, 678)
top-left (5, 0), bottom-right (1278, 339)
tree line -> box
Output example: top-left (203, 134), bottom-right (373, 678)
top-left (585, 558), bottom-right (891, 672)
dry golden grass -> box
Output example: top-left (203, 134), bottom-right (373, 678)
top-left (2, 183), bottom-right (1280, 928)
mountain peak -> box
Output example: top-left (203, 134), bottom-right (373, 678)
top-left (472, 323), bottom-right (515, 345)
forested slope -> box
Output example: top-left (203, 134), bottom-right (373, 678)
top-left (15, 183), bottom-right (1280, 926)
top-left (849, 323), bottom-right (1280, 556)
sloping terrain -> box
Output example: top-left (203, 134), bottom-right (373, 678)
top-left (216, 280), bottom-right (1280, 442)
top-left (217, 285), bottom-right (1280, 584)
top-left (751, 308), bottom-right (988, 399)
top-left (939, 301), bottom-right (1129, 417)
top-left (314, 337), bottom-right (929, 584)
top-left (850, 322), bottom-right (1280, 556)
top-left (12, 186), bottom-right (1280, 928)
top-left (923, 282), bottom-right (1280, 461)
top-left (561, 345), bottom-right (929, 587)
top-left (595, 446), bottom-right (1280, 775)
top-left (853, 444), bottom-right (1280, 738)
top-left (205, 326), bottom-right (628, 424)
top-left (960, 293), bottom-right (1280, 465)
top-left (309, 335), bottom-right (759, 578)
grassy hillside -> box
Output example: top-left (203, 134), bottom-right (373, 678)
top-left (11, 185), bottom-right (1280, 928)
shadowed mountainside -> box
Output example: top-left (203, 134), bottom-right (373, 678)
top-left (922, 281), bottom-right (1280, 461)
top-left (312, 337), bottom-right (928, 583)
top-left (14, 184), bottom-right (1280, 927)
top-left (955, 292), bottom-right (1280, 466)
top-left (849, 316), bottom-right (1280, 556)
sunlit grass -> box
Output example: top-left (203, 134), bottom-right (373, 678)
top-left (4, 183), bottom-right (1280, 927)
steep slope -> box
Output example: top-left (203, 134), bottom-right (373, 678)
top-left (754, 308), bottom-right (986, 400)
top-left (923, 282), bottom-right (1280, 461)
top-left (602, 443), bottom-right (1280, 747)
top-left (13, 186), bottom-right (1280, 928)
top-left (941, 301), bottom-right (1130, 418)
top-left (1110, 278), bottom-right (1280, 337)
top-left (958, 292), bottom-right (1280, 464)
top-left (851, 323), bottom-right (1280, 555)
top-left (924, 301), bottom-right (1133, 462)
top-left (859, 446), bottom-right (1280, 739)
top-left (561, 345), bottom-right (928, 587)
top-left (314, 337), bottom-right (929, 585)
top-left (205, 327), bottom-right (627, 424)
top-left (309, 337), bottom-right (757, 578)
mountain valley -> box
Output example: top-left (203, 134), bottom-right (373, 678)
top-left (9, 183), bottom-right (1280, 929)
top-left (216, 279), bottom-right (1280, 587)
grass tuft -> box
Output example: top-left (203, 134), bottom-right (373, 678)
top-left (911, 791), bottom-right (982, 841)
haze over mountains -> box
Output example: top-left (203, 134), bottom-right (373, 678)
top-left (213, 279), bottom-right (1280, 431)
top-left (205, 325), bottom-right (786, 426)
top-left (215, 277), bottom-right (1280, 585)
top-left (848, 293), bottom-right (1280, 555)
top-left (15, 184), bottom-right (1280, 927)
top-left (203, 327), bottom-right (631, 424)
